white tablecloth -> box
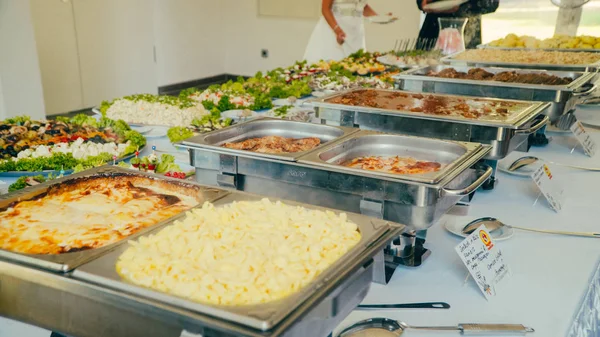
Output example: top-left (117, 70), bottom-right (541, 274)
top-left (334, 116), bottom-right (600, 337)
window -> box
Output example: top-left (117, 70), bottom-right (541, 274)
top-left (578, 1), bottom-right (600, 36)
top-left (481, 0), bottom-right (600, 43)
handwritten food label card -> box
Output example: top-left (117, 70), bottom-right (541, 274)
top-left (531, 164), bottom-right (564, 212)
top-left (455, 225), bottom-right (511, 300)
top-left (570, 121), bottom-right (597, 157)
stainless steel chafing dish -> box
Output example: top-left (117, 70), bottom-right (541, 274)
top-left (307, 88), bottom-right (550, 161)
top-left (394, 65), bottom-right (597, 124)
top-left (441, 49), bottom-right (600, 73)
top-left (72, 192), bottom-right (404, 335)
top-left (0, 166), bottom-right (228, 272)
top-left (180, 120), bottom-right (492, 282)
top-left (0, 190), bottom-right (404, 337)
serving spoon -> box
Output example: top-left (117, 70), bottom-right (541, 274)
top-left (338, 317), bottom-right (534, 336)
top-left (462, 217), bottom-right (600, 239)
top-left (508, 156), bottom-right (600, 172)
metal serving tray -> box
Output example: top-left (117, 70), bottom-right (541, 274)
top-left (299, 131), bottom-right (482, 185)
top-left (311, 88), bottom-right (548, 128)
top-left (180, 131), bottom-right (492, 230)
top-left (1, 253), bottom-right (373, 337)
top-left (73, 191), bottom-right (405, 332)
top-left (182, 117), bottom-right (358, 162)
top-left (308, 88), bottom-right (550, 160)
top-left (441, 50), bottom-right (600, 72)
top-left (478, 43), bottom-right (600, 54)
top-left (0, 166), bottom-right (228, 272)
top-left (395, 65), bottom-right (597, 122)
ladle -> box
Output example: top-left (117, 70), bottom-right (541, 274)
top-left (508, 156), bottom-right (600, 172)
top-left (338, 317), bottom-right (534, 336)
top-left (462, 217), bottom-right (600, 238)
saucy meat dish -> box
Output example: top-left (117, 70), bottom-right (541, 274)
top-left (344, 156), bottom-right (442, 175)
top-left (222, 135), bottom-right (321, 154)
top-left (327, 89), bottom-right (525, 121)
top-left (427, 67), bottom-right (573, 85)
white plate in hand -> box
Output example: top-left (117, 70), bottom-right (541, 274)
top-left (423, 0), bottom-right (469, 11)
top-left (368, 15), bottom-right (398, 24)
top-left (445, 218), bottom-right (514, 241)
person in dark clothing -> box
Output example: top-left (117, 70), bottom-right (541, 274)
top-left (416, 0), bottom-right (499, 50)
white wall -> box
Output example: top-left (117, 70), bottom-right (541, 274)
top-left (154, 0), bottom-right (225, 86)
top-left (0, 0), bottom-right (45, 119)
top-left (222, 0), bottom-right (420, 76)
top-left (19, 0), bottom-right (420, 118)
top-left (0, 77), bottom-right (5, 118)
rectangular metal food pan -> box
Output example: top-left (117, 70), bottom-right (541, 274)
top-left (441, 51), bottom-right (600, 72)
top-left (396, 65), bottom-right (596, 91)
top-left (394, 65), bottom-right (597, 122)
top-left (477, 43), bottom-right (600, 53)
top-left (1, 254), bottom-right (374, 337)
top-left (308, 88), bottom-right (550, 129)
top-left (73, 191), bottom-right (404, 331)
top-left (181, 117), bottom-right (359, 162)
top-left (0, 166), bottom-right (229, 272)
top-left (298, 130), bottom-right (482, 185)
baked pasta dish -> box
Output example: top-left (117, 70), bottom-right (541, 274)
top-left (0, 174), bottom-right (201, 254)
top-left (116, 198), bottom-right (361, 306)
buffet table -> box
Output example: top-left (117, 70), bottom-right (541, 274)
top-left (1, 109), bottom-right (600, 337)
top-left (334, 128), bottom-right (600, 337)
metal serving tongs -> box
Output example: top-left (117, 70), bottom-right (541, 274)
top-left (338, 318), bottom-right (535, 336)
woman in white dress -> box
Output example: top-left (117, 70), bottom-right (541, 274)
top-left (304, 0), bottom-right (384, 63)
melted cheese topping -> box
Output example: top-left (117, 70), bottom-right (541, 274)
top-left (116, 199), bottom-right (362, 306)
top-left (0, 177), bottom-right (200, 255)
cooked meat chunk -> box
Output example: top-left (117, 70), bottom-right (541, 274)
top-left (222, 136), bottom-right (321, 154)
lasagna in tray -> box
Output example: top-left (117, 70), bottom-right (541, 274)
top-left (0, 174), bottom-right (202, 255)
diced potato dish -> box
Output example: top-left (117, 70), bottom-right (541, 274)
top-left (489, 33), bottom-right (600, 50)
top-left (116, 199), bottom-right (362, 306)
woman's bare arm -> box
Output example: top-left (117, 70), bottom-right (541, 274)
top-left (322, 0), bottom-right (340, 31)
top-left (363, 4), bottom-right (378, 17)
top-left (322, 0), bottom-right (346, 44)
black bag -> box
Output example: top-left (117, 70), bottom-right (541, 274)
top-left (455, 0), bottom-right (500, 17)
top-left (416, 0), bottom-right (500, 17)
